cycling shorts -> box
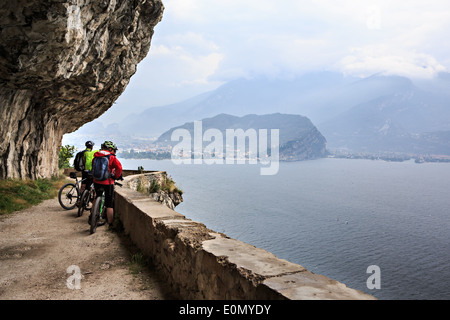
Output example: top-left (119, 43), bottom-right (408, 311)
top-left (82, 170), bottom-right (93, 188)
top-left (94, 183), bottom-right (114, 208)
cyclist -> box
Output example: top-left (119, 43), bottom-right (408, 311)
top-left (91, 141), bottom-right (122, 226)
top-left (80, 141), bottom-right (97, 196)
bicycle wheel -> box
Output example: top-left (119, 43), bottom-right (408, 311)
top-left (58, 183), bottom-right (79, 210)
top-left (90, 195), bottom-right (105, 234)
top-left (86, 187), bottom-right (94, 210)
top-left (77, 189), bottom-right (89, 217)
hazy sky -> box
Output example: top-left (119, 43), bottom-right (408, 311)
top-left (98, 0), bottom-right (450, 124)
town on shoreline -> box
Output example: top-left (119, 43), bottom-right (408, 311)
top-left (117, 146), bottom-right (450, 164)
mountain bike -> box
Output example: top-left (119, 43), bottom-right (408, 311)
top-left (89, 181), bottom-right (122, 234)
top-left (77, 181), bottom-right (95, 217)
top-left (58, 172), bottom-right (87, 210)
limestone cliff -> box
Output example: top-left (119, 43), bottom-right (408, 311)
top-left (0, 0), bottom-right (163, 179)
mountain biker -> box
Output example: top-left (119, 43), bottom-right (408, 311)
top-left (77, 140), bottom-right (95, 205)
top-left (83, 142), bottom-right (99, 174)
top-left (91, 141), bottom-right (122, 226)
top-left (80, 141), bottom-right (97, 196)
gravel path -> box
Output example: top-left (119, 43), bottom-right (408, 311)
top-left (0, 197), bottom-right (175, 300)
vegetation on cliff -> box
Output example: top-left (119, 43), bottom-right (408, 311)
top-left (131, 173), bottom-right (183, 210)
top-left (137, 175), bottom-right (183, 196)
top-left (58, 145), bottom-right (77, 169)
top-left (0, 176), bottom-right (67, 215)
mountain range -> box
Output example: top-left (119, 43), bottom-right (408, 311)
top-left (318, 74), bottom-right (450, 154)
top-left (118, 71), bottom-right (422, 136)
top-left (156, 113), bottom-right (328, 161)
top-left (69, 71), bottom-right (450, 156)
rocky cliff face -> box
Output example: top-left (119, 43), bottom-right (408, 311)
top-left (0, 0), bottom-right (163, 179)
top-left (279, 127), bottom-right (328, 161)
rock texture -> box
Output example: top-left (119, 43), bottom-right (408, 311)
top-left (279, 127), bottom-right (328, 161)
top-left (0, 0), bottom-right (164, 179)
top-left (126, 171), bottom-right (183, 210)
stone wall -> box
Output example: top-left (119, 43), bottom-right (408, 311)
top-left (125, 171), bottom-right (183, 210)
top-left (115, 174), bottom-right (376, 300)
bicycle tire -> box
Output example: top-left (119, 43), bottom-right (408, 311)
top-left (90, 195), bottom-right (105, 234)
top-left (86, 186), bottom-right (95, 210)
top-left (58, 183), bottom-right (79, 210)
top-left (77, 189), bottom-right (89, 217)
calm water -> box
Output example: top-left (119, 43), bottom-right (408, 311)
top-left (120, 158), bottom-right (450, 300)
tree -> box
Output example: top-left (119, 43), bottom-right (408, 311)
top-left (58, 145), bottom-right (77, 169)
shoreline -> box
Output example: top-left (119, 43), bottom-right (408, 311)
top-left (117, 155), bottom-right (450, 165)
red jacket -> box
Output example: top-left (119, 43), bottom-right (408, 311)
top-left (92, 150), bottom-right (122, 185)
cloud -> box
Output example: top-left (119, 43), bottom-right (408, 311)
top-left (149, 32), bottom-right (224, 87)
top-left (339, 45), bottom-right (447, 78)
top-left (211, 35), bottom-right (336, 81)
top-left (113, 0), bottom-right (450, 114)
top-left (153, 1), bottom-right (450, 80)
top-left (366, 5), bottom-right (382, 30)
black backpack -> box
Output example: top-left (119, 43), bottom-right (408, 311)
top-left (73, 150), bottom-right (87, 172)
top-left (91, 155), bottom-right (112, 181)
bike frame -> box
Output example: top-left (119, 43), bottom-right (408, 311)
top-left (89, 181), bottom-right (122, 234)
top-left (58, 172), bottom-right (89, 210)
top-left (98, 192), bottom-right (105, 219)
top-left (70, 172), bottom-right (87, 191)
top-left (90, 187), bottom-right (108, 234)
top-left (77, 182), bottom-right (96, 217)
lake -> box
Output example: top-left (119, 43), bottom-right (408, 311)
top-left (120, 157), bottom-right (450, 300)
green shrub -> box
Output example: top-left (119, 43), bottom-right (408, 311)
top-left (161, 177), bottom-right (183, 195)
top-left (148, 179), bottom-right (161, 193)
top-left (0, 176), bottom-right (66, 215)
top-left (58, 145), bottom-right (76, 169)
top-left (135, 176), bottom-right (183, 197)
top-left (129, 252), bottom-right (147, 275)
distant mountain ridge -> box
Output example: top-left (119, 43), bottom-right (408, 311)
top-left (318, 73), bottom-right (450, 154)
top-left (119, 71), bottom-right (428, 138)
top-left (156, 113), bottom-right (328, 161)
top-left (70, 71), bottom-right (450, 156)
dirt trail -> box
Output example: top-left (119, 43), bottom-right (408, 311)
top-left (0, 197), bottom-right (175, 300)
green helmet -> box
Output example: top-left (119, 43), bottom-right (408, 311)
top-left (102, 141), bottom-right (117, 151)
